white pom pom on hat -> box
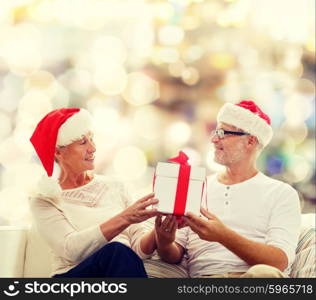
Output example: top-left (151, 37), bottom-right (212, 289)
top-left (217, 100), bottom-right (273, 147)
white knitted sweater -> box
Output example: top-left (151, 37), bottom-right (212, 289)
top-left (29, 175), bottom-right (152, 276)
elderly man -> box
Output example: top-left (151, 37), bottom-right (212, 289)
top-left (155, 100), bottom-right (301, 278)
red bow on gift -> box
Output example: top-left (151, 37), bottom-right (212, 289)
top-left (168, 151), bottom-right (189, 165)
top-left (168, 151), bottom-right (191, 216)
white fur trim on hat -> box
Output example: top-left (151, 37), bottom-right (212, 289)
top-left (57, 109), bottom-right (93, 146)
top-left (37, 175), bottom-right (62, 202)
top-left (217, 103), bottom-right (273, 147)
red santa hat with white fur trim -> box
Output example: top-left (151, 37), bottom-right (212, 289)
top-left (217, 100), bottom-right (273, 147)
top-left (30, 108), bottom-right (93, 200)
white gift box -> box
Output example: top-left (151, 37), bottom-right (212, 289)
top-left (153, 162), bottom-right (206, 216)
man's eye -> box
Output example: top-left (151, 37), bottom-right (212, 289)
top-left (80, 140), bottom-right (86, 144)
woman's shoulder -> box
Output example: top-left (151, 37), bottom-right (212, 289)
top-left (29, 195), bottom-right (64, 219)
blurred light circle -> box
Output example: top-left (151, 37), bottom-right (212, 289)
top-left (58, 68), bottom-right (92, 96)
top-left (0, 137), bottom-right (32, 169)
top-left (0, 73), bottom-right (22, 112)
top-left (284, 94), bottom-right (313, 125)
top-left (24, 70), bottom-right (57, 98)
top-left (183, 15), bottom-right (200, 30)
top-left (93, 118), bottom-right (132, 162)
top-left (158, 25), bottom-right (184, 46)
top-left (0, 111), bottom-right (12, 140)
top-left (1, 162), bottom-right (43, 191)
top-left (216, 11), bottom-right (231, 27)
top-left (0, 4), bottom-right (14, 25)
top-left (182, 147), bottom-right (202, 166)
top-left (124, 21), bottom-right (154, 58)
top-left (209, 54), bottom-right (235, 70)
top-left (94, 64), bottom-right (127, 95)
top-left (154, 3), bottom-right (174, 21)
top-left (113, 146), bottom-right (147, 180)
top-left (71, 0), bottom-right (108, 30)
top-left (266, 155), bottom-right (284, 175)
top-left (305, 37), bottom-right (315, 52)
top-left (166, 121), bottom-right (191, 146)
top-left (284, 155), bottom-right (312, 183)
top-left (50, 82), bottom-right (70, 109)
top-left (123, 72), bottom-right (160, 106)
top-left (86, 96), bottom-right (109, 112)
top-left (133, 106), bottom-right (162, 140)
top-left (17, 90), bottom-right (53, 120)
top-left (168, 61), bottom-right (185, 77)
top-left (92, 107), bottom-right (120, 136)
top-left (282, 47), bottom-right (302, 70)
top-left (280, 122), bottom-right (308, 145)
top-left (91, 35), bottom-right (127, 65)
top-left (298, 140), bottom-right (315, 164)
top-left (0, 187), bottom-right (28, 226)
top-left (2, 24), bottom-right (42, 75)
top-left (158, 47), bottom-right (179, 63)
top-left (183, 45), bottom-right (204, 63)
top-left (281, 137), bottom-right (296, 155)
top-left (296, 78), bottom-right (315, 94)
top-left (181, 67), bottom-right (200, 85)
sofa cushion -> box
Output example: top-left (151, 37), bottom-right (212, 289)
top-left (23, 226), bottom-right (53, 277)
top-left (144, 258), bottom-right (188, 278)
top-left (290, 226), bottom-right (315, 278)
top-left (0, 226), bottom-right (29, 277)
top-left (141, 218), bottom-right (188, 278)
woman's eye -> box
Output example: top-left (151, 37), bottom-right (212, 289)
top-left (80, 140), bottom-right (86, 145)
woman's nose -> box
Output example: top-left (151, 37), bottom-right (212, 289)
top-left (88, 140), bottom-right (96, 152)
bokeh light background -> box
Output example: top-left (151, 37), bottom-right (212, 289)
top-left (0, 0), bottom-right (315, 225)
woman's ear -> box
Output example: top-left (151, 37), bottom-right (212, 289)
top-left (55, 147), bottom-right (63, 162)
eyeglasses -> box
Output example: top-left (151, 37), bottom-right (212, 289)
top-left (211, 129), bottom-right (250, 139)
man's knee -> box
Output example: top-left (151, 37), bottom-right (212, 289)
top-left (243, 264), bottom-right (285, 278)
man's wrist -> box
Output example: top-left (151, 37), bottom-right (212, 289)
top-left (218, 226), bottom-right (234, 245)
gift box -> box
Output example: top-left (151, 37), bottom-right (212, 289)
top-left (153, 151), bottom-right (206, 216)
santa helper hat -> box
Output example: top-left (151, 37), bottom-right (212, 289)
top-left (217, 100), bottom-right (273, 147)
top-left (30, 108), bottom-right (93, 200)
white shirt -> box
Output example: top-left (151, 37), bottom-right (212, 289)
top-left (29, 175), bottom-right (151, 276)
top-left (175, 172), bottom-right (301, 277)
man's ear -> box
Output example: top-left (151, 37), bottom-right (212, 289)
top-left (247, 135), bottom-right (259, 148)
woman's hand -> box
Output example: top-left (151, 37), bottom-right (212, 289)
top-left (119, 193), bottom-right (159, 225)
top-left (155, 215), bottom-right (177, 246)
top-left (154, 215), bottom-right (187, 246)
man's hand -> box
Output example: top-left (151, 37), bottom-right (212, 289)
top-left (119, 193), bottom-right (159, 225)
top-left (183, 208), bottom-right (228, 243)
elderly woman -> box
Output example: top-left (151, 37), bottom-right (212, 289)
top-left (29, 108), bottom-right (158, 277)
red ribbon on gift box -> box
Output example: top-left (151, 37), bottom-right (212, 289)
top-left (168, 151), bottom-right (191, 216)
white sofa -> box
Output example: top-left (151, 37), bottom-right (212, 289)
top-left (0, 214), bottom-right (315, 278)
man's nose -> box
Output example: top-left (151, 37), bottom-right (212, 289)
top-left (211, 134), bottom-right (220, 144)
